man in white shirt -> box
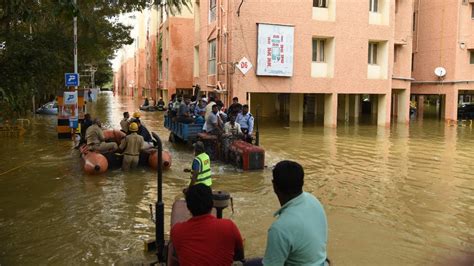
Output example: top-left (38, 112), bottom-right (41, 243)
top-left (223, 115), bottom-right (242, 137)
top-left (204, 96), bottom-right (216, 121)
top-left (205, 104), bottom-right (222, 135)
top-left (222, 116), bottom-right (242, 162)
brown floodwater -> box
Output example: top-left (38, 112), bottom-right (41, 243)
top-left (0, 92), bottom-right (473, 265)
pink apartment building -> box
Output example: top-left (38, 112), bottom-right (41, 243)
top-left (158, 15), bottom-right (195, 101)
top-left (193, 0), bottom-right (414, 126)
top-left (115, 8), bottom-right (195, 103)
top-left (411, 0), bottom-right (474, 122)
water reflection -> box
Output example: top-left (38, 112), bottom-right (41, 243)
top-left (0, 92), bottom-right (472, 265)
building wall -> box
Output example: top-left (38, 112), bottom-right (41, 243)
top-left (412, 0), bottom-right (458, 81)
top-left (412, 0), bottom-right (474, 121)
top-left (455, 1), bottom-right (474, 82)
top-left (169, 17), bottom-right (195, 91)
top-left (194, 0), bottom-right (413, 125)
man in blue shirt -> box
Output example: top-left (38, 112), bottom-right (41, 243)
top-left (236, 104), bottom-right (254, 143)
top-left (263, 160), bottom-right (328, 266)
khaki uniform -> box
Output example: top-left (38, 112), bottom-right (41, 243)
top-left (85, 124), bottom-right (118, 153)
top-left (120, 118), bottom-right (129, 133)
top-left (119, 132), bottom-right (144, 171)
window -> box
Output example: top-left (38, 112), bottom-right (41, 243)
top-left (312, 39), bottom-right (325, 62)
top-left (470, 51), bottom-right (474, 65)
top-left (209, 0), bottom-right (216, 23)
top-left (368, 42), bottom-right (378, 65)
top-left (370, 0), bottom-right (378, 12)
top-left (313, 0), bottom-right (327, 8)
top-left (471, 4), bottom-right (474, 19)
top-left (411, 53), bottom-right (414, 71)
top-left (208, 40), bottom-right (217, 74)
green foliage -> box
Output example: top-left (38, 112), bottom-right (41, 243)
top-left (0, 0), bottom-right (188, 116)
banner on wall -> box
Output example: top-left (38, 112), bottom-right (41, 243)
top-left (256, 23), bottom-right (295, 77)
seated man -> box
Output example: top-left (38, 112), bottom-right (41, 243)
top-left (120, 112), bottom-right (130, 133)
top-left (263, 160), bottom-right (328, 266)
top-left (205, 104), bottom-right (223, 136)
top-left (236, 104), bottom-right (254, 143)
top-left (194, 97), bottom-right (207, 118)
top-left (157, 97), bottom-right (165, 110)
top-left (227, 97), bottom-right (243, 117)
top-left (171, 184), bottom-right (244, 266)
top-left (177, 96), bottom-right (194, 124)
top-left (216, 101), bottom-right (228, 123)
top-left (85, 119), bottom-right (118, 153)
top-left (143, 97), bottom-right (149, 107)
top-left (78, 113), bottom-right (93, 146)
top-left (222, 116), bottom-right (242, 162)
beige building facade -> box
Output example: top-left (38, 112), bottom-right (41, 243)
top-left (193, 0), bottom-right (415, 127)
top-left (411, 0), bottom-right (474, 122)
top-left (114, 5), bottom-right (195, 104)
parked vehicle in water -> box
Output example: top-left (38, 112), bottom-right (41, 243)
top-left (35, 101), bottom-right (58, 115)
top-left (458, 103), bottom-right (474, 119)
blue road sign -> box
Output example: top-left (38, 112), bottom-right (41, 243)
top-left (65, 73), bottom-right (80, 87)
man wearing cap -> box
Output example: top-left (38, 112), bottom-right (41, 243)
top-left (119, 122), bottom-right (145, 171)
top-left (185, 141), bottom-right (212, 187)
top-left (130, 112), bottom-right (153, 147)
top-left (85, 119), bottom-right (118, 153)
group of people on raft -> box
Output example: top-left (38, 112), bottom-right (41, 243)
top-left (78, 112), bottom-right (155, 171)
top-left (174, 139), bottom-right (329, 265)
top-left (141, 97), bottom-right (166, 111)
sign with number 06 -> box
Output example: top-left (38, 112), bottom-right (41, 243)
top-left (236, 57), bottom-right (253, 75)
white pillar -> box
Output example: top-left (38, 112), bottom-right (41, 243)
top-left (397, 89), bottom-right (409, 123)
top-left (324, 93), bottom-right (338, 127)
top-left (377, 94), bottom-right (391, 127)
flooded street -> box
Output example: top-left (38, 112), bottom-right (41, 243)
top-left (1, 92), bottom-right (473, 265)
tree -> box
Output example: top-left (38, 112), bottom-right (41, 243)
top-left (0, 0), bottom-right (157, 116)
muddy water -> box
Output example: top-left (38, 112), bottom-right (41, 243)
top-left (0, 92), bottom-right (473, 265)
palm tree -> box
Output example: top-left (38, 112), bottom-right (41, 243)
top-left (157, 0), bottom-right (191, 16)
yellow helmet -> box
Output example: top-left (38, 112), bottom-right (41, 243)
top-left (129, 122), bottom-right (139, 132)
top-left (133, 111), bottom-right (141, 118)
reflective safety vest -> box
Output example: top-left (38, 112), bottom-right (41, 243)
top-left (195, 152), bottom-right (212, 186)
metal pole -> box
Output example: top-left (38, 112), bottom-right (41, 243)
top-left (154, 133), bottom-right (165, 262)
top-left (255, 106), bottom-right (260, 146)
top-left (73, 0), bottom-right (78, 80)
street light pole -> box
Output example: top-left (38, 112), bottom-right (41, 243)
top-left (74, 0), bottom-right (78, 80)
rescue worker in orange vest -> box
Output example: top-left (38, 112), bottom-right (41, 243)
top-left (119, 122), bottom-right (144, 171)
top-left (184, 141), bottom-right (212, 188)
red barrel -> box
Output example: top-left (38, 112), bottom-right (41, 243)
top-left (81, 145), bottom-right (108, 174)
top-left (148, 150), bottom-right (172, 170)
